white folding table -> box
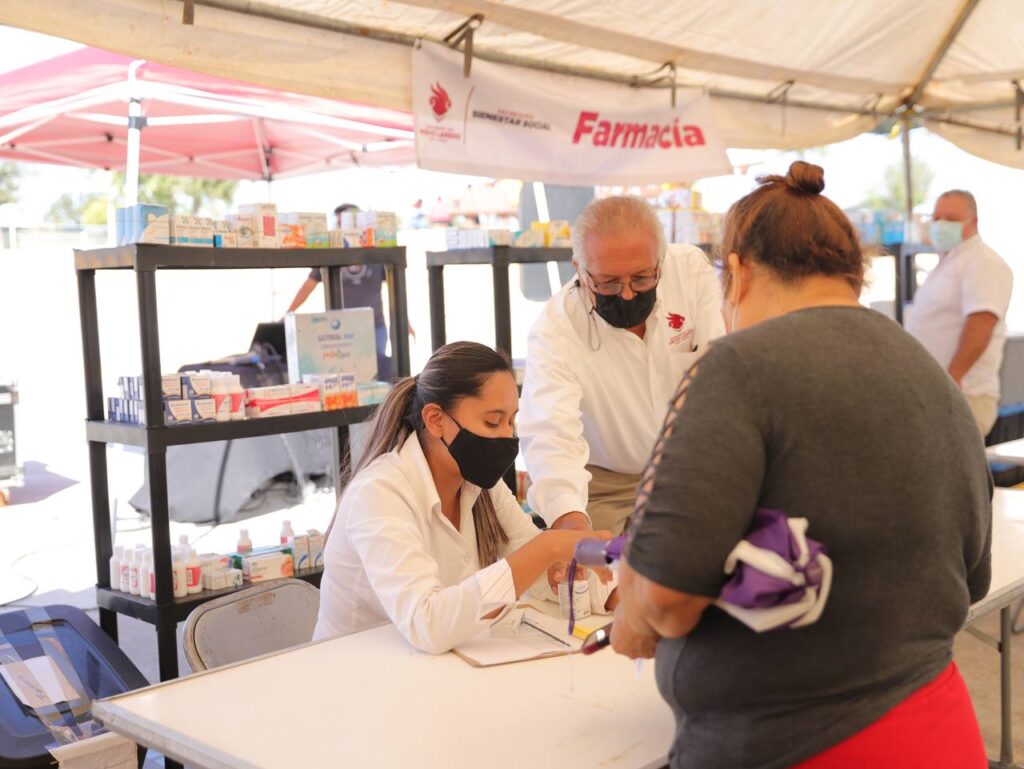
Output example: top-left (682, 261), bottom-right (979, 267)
top-left (986, 439), bottom-right (1024, 468)
top-left (965, 489), bottom-right (1024, 769)
top-left (92, 489), bottom-right (1024, 769)
top-left (92, 617), bottom-right (673, 769)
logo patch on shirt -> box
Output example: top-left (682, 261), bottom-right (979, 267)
top-left (667, 312), bottom-right (693, 347)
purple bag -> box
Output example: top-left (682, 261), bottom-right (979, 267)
top-left (571, 508), bottom-right (832, 634)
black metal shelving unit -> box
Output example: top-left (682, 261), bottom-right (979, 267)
top-left (75, 243), bottom-right (410, 687)
top-left (426, 246), bottom-right (573, 355)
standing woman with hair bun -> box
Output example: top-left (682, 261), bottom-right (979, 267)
top-left (313, 341), bottom-right (616, 654)
top-left (611, 162), bottom-right (990, 768)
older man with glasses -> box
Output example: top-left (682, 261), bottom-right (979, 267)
top-left (519, 196), bottom-right (725, 540)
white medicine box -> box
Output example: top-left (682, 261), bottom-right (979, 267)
top-left (285, 308), bottom-right (377, 384)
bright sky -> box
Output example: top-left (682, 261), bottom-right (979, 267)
top-left (3, 23), bottom-right (1024, 327)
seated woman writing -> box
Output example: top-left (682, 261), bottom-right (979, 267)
top-left (314, 341), bottom-right (615, 654)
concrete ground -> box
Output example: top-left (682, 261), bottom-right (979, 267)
top-left (0, 454), bottom-right (338, 768)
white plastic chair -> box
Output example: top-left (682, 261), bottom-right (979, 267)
top-left (182, 578), bottom-right (320, 672)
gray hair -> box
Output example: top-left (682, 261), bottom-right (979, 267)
top-left (937, 189), bottom-right (978, 218)
top-left (572, 196), bottom-right (667, 265)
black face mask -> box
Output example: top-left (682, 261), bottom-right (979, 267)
top-left (442, 414), bottom-right (519, 489)
top-left (593, 287), bottom-right (657, 329)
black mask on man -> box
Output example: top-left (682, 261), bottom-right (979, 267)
top-left (593, 287), bottom-right (657, 329)
top-left (442, 414), bottom-right (519, 489)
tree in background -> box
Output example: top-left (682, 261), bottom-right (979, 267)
top-left (115, 172), bottom-right (237, 217)
top-left (0, 162), bottom-right (21, 204)
top-left (863, 158), bottom-right (935, 210)
top-left (46, 173), bottom-right (238, 225)
top-left (46, 192), bottom-right (108, 226)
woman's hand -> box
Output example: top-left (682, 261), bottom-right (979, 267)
top-left (610, 600), bottom-right (658, 659)
top-left (507, 529), bottom-right (612, 598)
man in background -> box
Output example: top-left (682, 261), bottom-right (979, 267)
top-left (288, 203), bottom-right (397, 379)
top-left (906, 189), bottom-right (1013, 437)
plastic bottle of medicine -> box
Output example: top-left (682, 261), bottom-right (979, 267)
top-left (237, 528), bottom-right (253, 554)
top-left (172, 547), bottom-right (189, 599)
top-left (558, 578), bottom-right (591, 621)
top-left (186, 551), bottom-right (203, 595)
top-left (139, 550), bottom-right (152, 600)
top-left (109, 545), bottom-right (123, 592)
top-left (128, 548), bottom-right (141, 596)
top-left (212, 374), bottom-right (231, 422)
top-left (119, 553), bottom-right (132, 593)
top-left (280, 519), bottom-right (295, 545)
top-left (178, 534), bottom-right (193, 557)
top-left (229, 375), bottom-right (245, 421)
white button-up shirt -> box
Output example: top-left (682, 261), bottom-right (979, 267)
top-left (905, 234), bottom-right (1013, 399)
top-left (313, 433), bottom-right (610, 653)
top-left (520, 244), bottom-right (725, 526)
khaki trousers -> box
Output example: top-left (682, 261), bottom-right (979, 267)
top-left (585, 464), bottom-right (641, 535)
top-left (963, 394), bottom-right (999, 438)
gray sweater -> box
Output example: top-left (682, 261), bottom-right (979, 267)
top-left (627, 306), bottom-right (992, 769)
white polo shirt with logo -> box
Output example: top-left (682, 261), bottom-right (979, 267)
top-left (905, 234), bottom-right (1013, 400)
top-left (519, 243), bottom-right (725, 526)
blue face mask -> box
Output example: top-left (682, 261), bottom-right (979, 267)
top-left (929, 220), bottom-right (965, 253)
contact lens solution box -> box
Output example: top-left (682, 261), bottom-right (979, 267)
top-left (285, 308), bottom-right (377, 384)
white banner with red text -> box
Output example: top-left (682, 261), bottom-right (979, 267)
top-left (412, 41), bottom-right (732, 186)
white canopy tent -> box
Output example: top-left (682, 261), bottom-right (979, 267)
top-left (3, 0), bottom-right (1024, 167)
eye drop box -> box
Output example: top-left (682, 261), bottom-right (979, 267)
top-left (513, 229), bottom-right (545, 248)
top-left (307, 530), bottom-right (325, 570)
top-left (181, 373), bottom-right (212, 398)
top-left (192, 217), bottom-right (214, 247)
top-left (239, 203), bottom-right (279, 248)
top-left (289, 534), bottom-right (311, 572)
top-left (279, 223), bottom-right (307, 249)
top-left (288, 383), bottom-right (322, 414)
top-left (169, 215), bottom-right (192, 246)
top-left (213, 220), bottom-right (237, 248)
top-left (164, 400), bottom-right (192, 425)
top-left (242, 552), bottom-right (294, 583)
top-left (161, 373), bottom-right (183, 400)
top-left (338, 373), bottom-right (358, 408)
top-left (285, 308), bottom-right (377, 384)
top-left (117, 204), bottom-right (170, 245)
top-left (487, 229), bottom-right (514, 247)
top-left (374, 212), bottom-right (398, 248)
top-left (227, 214), bottom-right (257, 248)
top-left (548, 220), bottom-right (572, 248)
top-left (299, 212), bottom-right (330, 248)
top-left (190, 397), bottom-right (216, 423)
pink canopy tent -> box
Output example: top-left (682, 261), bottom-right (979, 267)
top-left (0, 47), bottom-right (415, 201)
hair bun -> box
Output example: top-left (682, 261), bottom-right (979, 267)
top-left (785, 161), bottom-right (825, 195)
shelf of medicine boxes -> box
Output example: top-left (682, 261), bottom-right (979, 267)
top-left (425, 246), bottom-right (574, 354)
top-left (97, 567), bottom-right (325, 625)
top-left (74, 243), bottom-right (407, 271)
top-left (74, 242), bottom-right (410, 698)
top-left (425, 246), bottom-right (573, 268)
top-left (86, 406), bottom-right (377, 450)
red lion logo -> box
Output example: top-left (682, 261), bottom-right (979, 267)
top-left (667, 313), bottom-right (685, 330)
top-left (429, 82), bottom-right (452, 120)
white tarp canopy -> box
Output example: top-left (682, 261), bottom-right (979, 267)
top-left (3, 0), bottom-right (1024, 167)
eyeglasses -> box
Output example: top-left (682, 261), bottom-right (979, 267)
top-left (581, 265), bottom-right (661, 297)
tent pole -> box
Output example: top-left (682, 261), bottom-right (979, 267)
top-left (125, 61), bottom-right (146, 207)
top-left (897, 114), bottom-right (914, 326)
top-left (125, 97), bottom-right (141, 206)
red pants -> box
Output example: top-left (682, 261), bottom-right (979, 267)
top-left (792, 662), bottom-right (986, 769)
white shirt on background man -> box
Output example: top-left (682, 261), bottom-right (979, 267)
top-left (519, 243), bottom-right (725, 527)
top-left (906, 234), bottom-right (1013, 400)
top-left (313, 433), bottom-right (611, 653)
